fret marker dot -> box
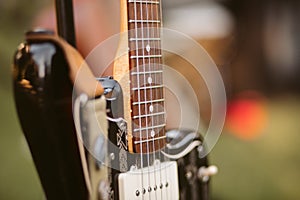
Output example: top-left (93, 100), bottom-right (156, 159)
top-left (149, 105), bottom-right (154, 113)
top-left (146, 44), bottom-right (151, 52)
top-left (151, 130), bottom-right (155, 137)
top-left (147, 76), bottom-right (152, 84)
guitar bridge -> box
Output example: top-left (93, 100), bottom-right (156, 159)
top-left (118, 161), bottom-right (179, 200)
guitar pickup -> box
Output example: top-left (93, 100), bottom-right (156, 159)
top-left (118, 161), bottom-right (179, 200)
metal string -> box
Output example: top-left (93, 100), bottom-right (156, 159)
top-left (133, 0), bottom-right (144, 198)
top-left (156, 0), bottom-right (169, 199)
top-left (147, 1), bottom-right (158, 199)
top-left (138, 1), bottom-right (152, 199)
top-left (150, 0), bottom-right (164, 199)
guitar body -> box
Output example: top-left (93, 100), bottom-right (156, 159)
top-left (84, 79), bottom-right (211, 200)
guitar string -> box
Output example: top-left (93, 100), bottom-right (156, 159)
top-left (133, 0), bottom-right (144, 198)
top-left (147, 1), bottom-right (158, 199)
top-left (152, 0), bottom-right (163, 199)
top-left (157, 0), bottom-right (169, 199)
top-left (138, 1), bottom-right (152, 199)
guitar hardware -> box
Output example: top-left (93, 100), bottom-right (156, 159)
top-left (198, 166), bottom-right (218, 182)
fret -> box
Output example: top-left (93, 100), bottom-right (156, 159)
top-left (132, 98), bottom-right (164, 105)
top-left (133, 111), bottom-right (165, 119)
top-left (130, 54), bottom-right (162, 59)
top-left (128, 6), bottom-right (161, 22)
top-left (132, 111), bottom-right (165, 128)
top-left (134, 123), bottom-right (166, 132)
top-left (131, 70), bottom-right (163, 75)
top-left (129, 37), bottom-right (160, 41)
top-left (133, 132), bottom-right (166, 153)
top-left (128, 25), bottom-right (161, 37)
top-left (129, 19), bottom-right (161, 23)
top-left (128, 0), bottom-right (160, 4)
top-left (129, 48), bottom-right (161, 59)
top-left (131, 85), bottom-right (163, 91)
top-left (134, 135), bottom-right (166, 144)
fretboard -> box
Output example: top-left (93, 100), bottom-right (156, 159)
top-left (127, 0), bottom-right (165, 153)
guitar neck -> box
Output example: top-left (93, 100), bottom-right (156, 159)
top-left (114, 0), bottom-right (165, 153)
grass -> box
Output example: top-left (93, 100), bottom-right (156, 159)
top-left (0, 88), bottom-right (44, 199)
top-left (211, 97), bottom-right (300, 199)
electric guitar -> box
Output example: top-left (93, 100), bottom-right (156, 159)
top-left (13, 0), bottom-right (217, 199)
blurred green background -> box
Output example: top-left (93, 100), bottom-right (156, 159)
top-left (1, 0), bottom-right (300, 199)
top-left (0, 1), bottom-right (48, 199)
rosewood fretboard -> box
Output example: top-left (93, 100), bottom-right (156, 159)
top-left (127, 0), bottom-right (165, 153)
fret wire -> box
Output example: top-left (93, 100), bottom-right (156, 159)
top-left (133, 111), bottom-right (165, 119)
top-left (134, 123), bottom-right (166, 132)
top-left (134, 135), bottom-right (166, 144)
top-left (132, 98), bottom-right (164, 105)
top-left (130, 54), bottom-right (162, 59)
top-left (129, 19), bottom-right (160, 23)
top-left (128, 0), bottom-right (160, 4)
top-left (131, 70), bottom-right (163, 75)
top-left (129, 37), bottom-right (160, 41)
top-left (132, 85), bottom-right (163, 91)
